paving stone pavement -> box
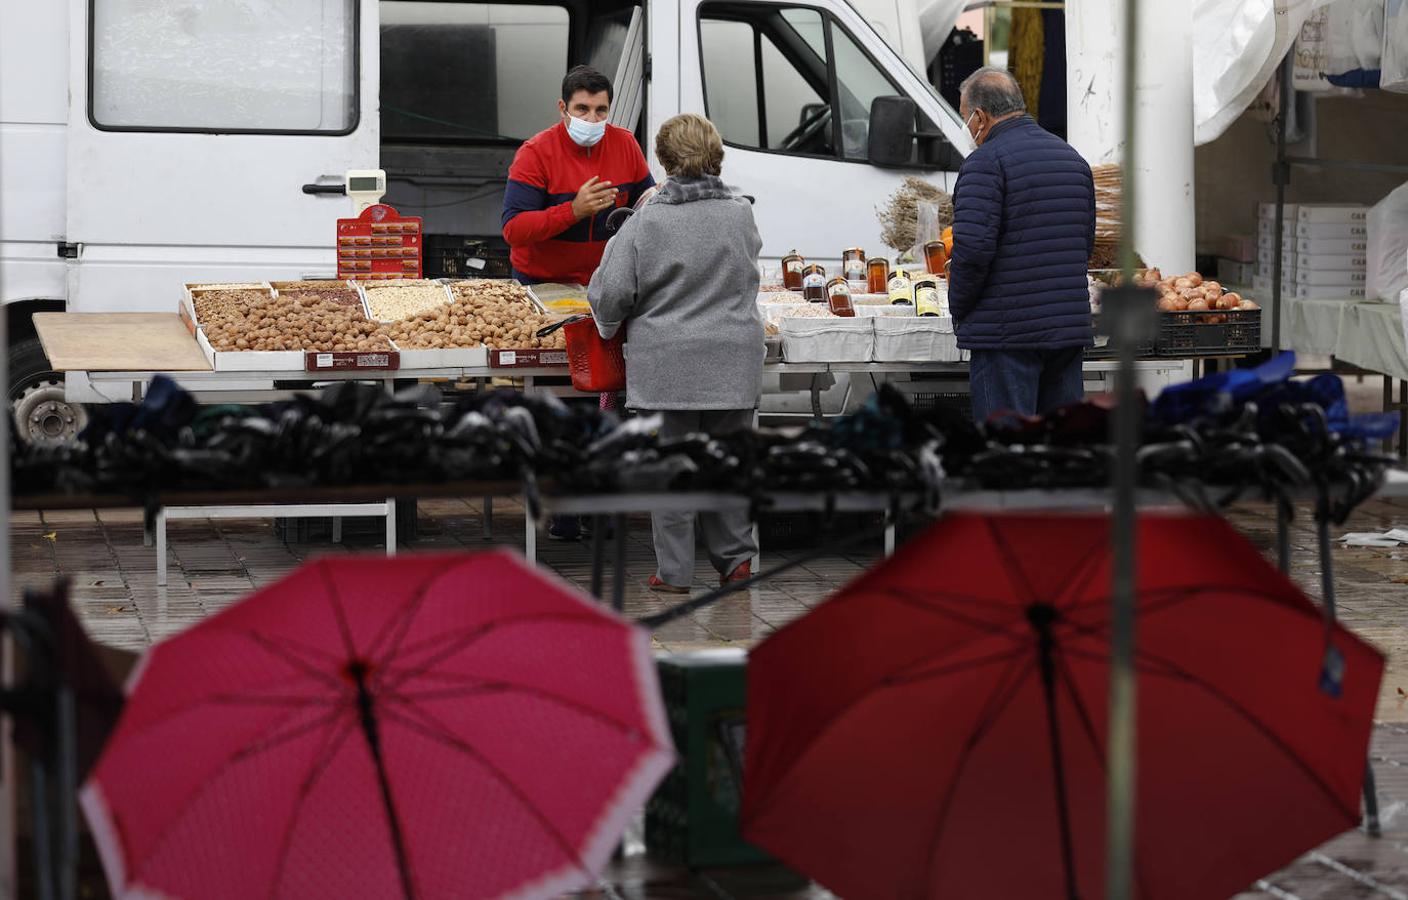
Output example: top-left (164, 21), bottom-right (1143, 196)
top-left (12, 494), bottom-right (1408, 897)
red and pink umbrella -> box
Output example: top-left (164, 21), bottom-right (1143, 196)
top-left (81, 551), bottom-right (674, 900)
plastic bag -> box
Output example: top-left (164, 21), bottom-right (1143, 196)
top-left (1327, 0), bottom-right (1384, 73)
top-left (1368, 181), bottom-right (1408, 301)
top-left (910, 201), bottom-right (942, 264)
top-left (1385, 0), bottom-right (1408, 92)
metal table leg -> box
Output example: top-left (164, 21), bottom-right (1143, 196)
top-left (611, 513), bottom-right (628, 613)
top-left (156, 509), bottom-right (168, 587)
top-left (1276, 501), bottom-right (1291, 575)
top-left (590, 515), bottom-right (606, 599)
top-left (385, 499), bottom-right (397, 556)
top-left (332, 516), bottom-right (343, 544)
top-left (483, 496), bottom-right (494, 540)
top-left (1384, 376), bottom-right (1395, 456)
top-left (1399, 379), bottom-right (1407, 461)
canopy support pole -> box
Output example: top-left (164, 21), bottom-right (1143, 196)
top-left (1107, 0), bottom-right (1143, 895)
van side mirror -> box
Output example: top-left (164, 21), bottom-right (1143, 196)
top-left (868, 96), bottom-right (918, 168)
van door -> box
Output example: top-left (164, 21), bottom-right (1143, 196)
top-left (681, 0), bottom-right (968, 269)
top-left (65, 0), bottom-right (379, 312)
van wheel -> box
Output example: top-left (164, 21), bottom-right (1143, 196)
top-left (10, 337), bottom-right (87, 445)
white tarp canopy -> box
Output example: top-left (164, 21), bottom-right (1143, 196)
top-left (1193, 0), bottom-right (1325, 145)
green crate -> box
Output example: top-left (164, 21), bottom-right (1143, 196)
top-left (646, 650), bottom-right (772, 867)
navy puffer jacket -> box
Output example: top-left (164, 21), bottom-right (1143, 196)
top-left (948, 116), bottom-right (1095, 350)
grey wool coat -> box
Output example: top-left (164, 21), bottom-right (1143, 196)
top-left (587, 175), bottom-right (765, 411)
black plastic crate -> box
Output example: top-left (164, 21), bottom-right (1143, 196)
top-left (425, 249), bottom-right (511, 280)
top-left (1156, 308), bottom-right (1261, 357)
top-left (421, 236), bottom-right (512, 280)
top-left (275, 499), bottom-right (418, 545)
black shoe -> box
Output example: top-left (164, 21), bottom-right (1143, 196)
top-left (548, 516), bottom-right (581, 541)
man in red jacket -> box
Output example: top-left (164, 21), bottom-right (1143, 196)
top-left (502, 66), bottom-right (655, 285)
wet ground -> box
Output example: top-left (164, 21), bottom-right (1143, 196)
top-left (11, 492), bottom-right (1408, 899)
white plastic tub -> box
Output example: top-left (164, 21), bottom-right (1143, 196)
top-left (780, 316), bottom-right (875, 363)
top-left (873, 316), bottom-right (965, 363)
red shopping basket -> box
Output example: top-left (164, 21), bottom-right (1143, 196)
top-left (537, 315), bottom-right (627, 393)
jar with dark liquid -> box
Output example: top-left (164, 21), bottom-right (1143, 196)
top-left (782, 249), bottom-right (805, 291)
top-left (923, 240), bottom-right (948, 275)
top-left (801, 264), bottom-right (827, 302)
top-left (866, 258), bottom-right (889, 294)
top-left (825, 277), bottom-right (855, 317)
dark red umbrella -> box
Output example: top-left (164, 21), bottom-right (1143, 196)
top-left (81, 551), bottom-right (674, 900)
top-left (742, 512), bottom-right (1383, 900)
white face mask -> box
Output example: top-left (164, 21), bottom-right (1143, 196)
top-left (565, 114), bottom-right (607, 147)
top-left (959, 111), bottom-right (980, 153)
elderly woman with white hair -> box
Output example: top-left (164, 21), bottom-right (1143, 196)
top-left (588, 113), bottom-right (764, 594)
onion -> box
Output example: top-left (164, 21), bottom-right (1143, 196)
top-left (1174, 277), bottom-right (1194, 289)
top-left (1238, 300), bottom-right (1259, 310)
top-left (1187, 272), bottom-right (1203, 287)
top-left (1157, 297), bottom-right (1177, 311)
top-left (1203, 280), bottom-right (1222, 294)
top-left (1188, 298), bottom-right (1210, 312)
top-left (1223, 291), bottom-right (1242, 305)
top-left (1171, 297), bottom-right (1190, 311)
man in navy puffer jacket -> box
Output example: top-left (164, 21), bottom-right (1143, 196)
top-left (949, 68), bottom-right (1095, 424)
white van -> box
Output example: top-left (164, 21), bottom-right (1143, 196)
top-left (0, 0), bottom-right (969, 440)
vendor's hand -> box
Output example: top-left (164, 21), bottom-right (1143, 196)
top-left (572, 176), bottom-right (619, 220)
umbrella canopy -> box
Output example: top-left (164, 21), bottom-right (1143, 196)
top-left (81, 551), bottom-right (674, 900)
top-left (742, 512), bottom-right (1383, 900)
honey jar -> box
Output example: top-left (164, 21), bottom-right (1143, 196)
top-left (782, 249), bottom-right (806, 291)
top-left (801, 263), bottom-right (828, 302)
top-left (825, 277), bottom-right (855, 317)
top-left (866, 258), bottom-right (890, 294)
top-left (841, 247), bottom-right (866, 284)
top-left (924, 240), bottom-right (948, 275)
top-left (887, 269), bottom-right (913, 305)
top-left (914, 275), bottom-right (943, 317)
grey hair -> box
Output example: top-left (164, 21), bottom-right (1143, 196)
top-left (959, 67), bottom-right (1026, 117)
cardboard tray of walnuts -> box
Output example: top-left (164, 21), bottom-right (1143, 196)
top-left (181, 282), bottom-right (399, 372)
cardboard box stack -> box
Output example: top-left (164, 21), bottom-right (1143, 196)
top-left (1254, 203), bottom-right (1368, 300)
top-left (1253, 201), bottom-right (1297, 297)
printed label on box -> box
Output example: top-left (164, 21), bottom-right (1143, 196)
top-left (500, 351), bottom-right (517, 366)
top-left (316, 353), bottom-right (333, 368)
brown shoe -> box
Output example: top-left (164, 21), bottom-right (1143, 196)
top-left (648, 575), bottom-right (690, 594)
top-left (720, 561), bottom-right (752, 586)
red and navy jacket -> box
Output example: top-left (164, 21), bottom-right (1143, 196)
top-left (501, 122), bottom-right (655, 285)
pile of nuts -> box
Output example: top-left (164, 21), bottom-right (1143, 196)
top-left (194, 290), bottom-right (391, 353)
top-left (387, 280), bottom-right (567, 350)
top-left (274, 281), bottom-right (363, 307)
top-left (446, 279), bottom-right (538, 310)
top-left (363, 281), bottom-right (450, 321)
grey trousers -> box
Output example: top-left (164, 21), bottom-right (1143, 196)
top-left (650, 409), bottom-right (758, 586)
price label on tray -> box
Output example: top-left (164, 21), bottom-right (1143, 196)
top-left (336, 204), bottom-right (423, 282)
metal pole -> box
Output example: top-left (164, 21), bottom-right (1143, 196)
top-left (1107, 0), bottom-right (1141, 895)
top-left (1271, 55), bottom-right (1291, 352)
top-left (0, 115), bottom-right (16, 899)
